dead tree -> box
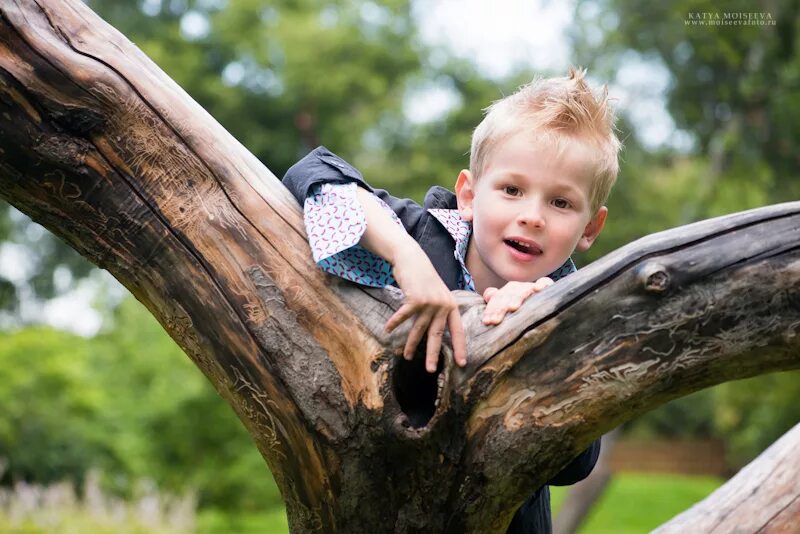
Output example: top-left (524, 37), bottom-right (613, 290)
top-left (0, 1), bottom-right (798, 531)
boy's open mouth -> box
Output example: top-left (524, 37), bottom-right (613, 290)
top-left (504, 239), bottom-right (541, 255)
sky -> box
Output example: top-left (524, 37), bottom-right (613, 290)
top-left (414, 0), bottom-right (574, 78)
top-left (408, 0), bottom-right (683, 149)
top-left (2, 0), bottom-right (680, 336)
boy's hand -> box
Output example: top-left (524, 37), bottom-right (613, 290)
top-left (354, 187), bottom-right (466, 373)
top-left (482, 277), bottom-right (554, 325)
top-left (384, 243), bottom-right (467, 373)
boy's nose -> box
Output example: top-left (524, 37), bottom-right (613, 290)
top-left (516, 206), bottom-right (546, 228)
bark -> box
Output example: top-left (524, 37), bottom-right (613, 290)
top-left (654, 422), bottom-right (800, 533)
top-left (1, 1), bottom-right (800, 532)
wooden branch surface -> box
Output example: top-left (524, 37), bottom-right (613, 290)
top-left (455, 202), bottom-right (800, 530)
top-left (1, 1), bottom-right (799, 532)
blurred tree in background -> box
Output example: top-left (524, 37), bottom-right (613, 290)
top-left (0, 0), bottom-right (428, 317)
top-left (0, 299), bottom-right (282, 511)
top-left (0, 0), bottom-right (798, 523)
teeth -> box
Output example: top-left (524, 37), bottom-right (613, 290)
top-left (508, 239), bottom-right (531, 251)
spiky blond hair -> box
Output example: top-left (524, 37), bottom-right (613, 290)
top-left (470, 67), bottom-right (621, 213)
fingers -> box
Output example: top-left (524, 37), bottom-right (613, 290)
top-left (385, 303), bottom-right (416, 333)
top-left (404, 310), bottom-right (434, 360)
top-left (425, 311), bottom-right (448, 373)
top-left (384, 295), bottom-right (467, 373)
top-left (482, 302), bottom-right (512, 325)
top-left (482, 286), bottom-right (498, 302)
top-left (482, 280), bottom-right (553, 325)
top-left (448, 309), bottom-right (467, 367)
top-left (533, 277), bottom-right (554, 291)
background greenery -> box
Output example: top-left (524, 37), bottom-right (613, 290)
top-left (0, 0), bottom-right (797, 531)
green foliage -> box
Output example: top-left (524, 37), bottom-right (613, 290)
top-left (0, 328), bottom-right (107, 485)
top-left (91, 298), bottom-right (283, 509)
top-left (625, 389), bottom-right (716, 440)
top-left (572, 0), bottom-right (800, 205)
top-left (712, 371), bottom-right (800, 466)
top-left (88, 0), bottom-right (424, 176)
top-left (0, 298), bottom-right (280, 510)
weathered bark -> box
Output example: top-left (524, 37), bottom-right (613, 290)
top-left (1, 1), bottom-right (799, 532)
top-left (654, 422), bottom-right (800, 533)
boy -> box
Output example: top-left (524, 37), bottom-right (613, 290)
top-left (283, 67), bottom-right (620, 533)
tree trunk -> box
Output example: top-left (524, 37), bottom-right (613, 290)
top-left (1, 1), bottom-right (799, 532)
top-left (654, 422), bottom-right (800, 533)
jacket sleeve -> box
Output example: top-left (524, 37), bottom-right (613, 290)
top-left (282, 145), bottom-right (427, 237)
top-left (547, 437), bottom-right (602, 486)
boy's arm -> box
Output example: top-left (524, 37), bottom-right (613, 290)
top-left (283, 146), bottom-right (427, 236)
top-left (282, 147), bottom-right (466, 371)
top-left (355, 188), bottom-right (466, 371)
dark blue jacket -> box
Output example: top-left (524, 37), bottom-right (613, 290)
top-left (283, 146), bottom-right (601, 534)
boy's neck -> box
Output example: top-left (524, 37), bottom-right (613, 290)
top-left (465, 239), bottom-right (505, 295)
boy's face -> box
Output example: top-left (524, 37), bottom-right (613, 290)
top-left (455, 133), bottom-right (608, 293)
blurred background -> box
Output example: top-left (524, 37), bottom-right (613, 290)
top-left (0, 0), bottom-right (798, 532)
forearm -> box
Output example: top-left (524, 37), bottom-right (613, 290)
top-left (355, 188), bottom-right (467, 370)
top-left (355, 187), bottom-right (420, 265)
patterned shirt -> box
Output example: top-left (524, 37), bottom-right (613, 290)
top-left (304, 182), bottom-right (576, 290)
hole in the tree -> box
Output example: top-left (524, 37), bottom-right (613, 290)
top-left (393, 350), bottom-right (442, 429)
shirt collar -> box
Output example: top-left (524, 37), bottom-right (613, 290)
top-left (427, 208), bottom-right (577, 289)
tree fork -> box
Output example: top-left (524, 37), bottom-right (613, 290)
top-left (1, 1), bottom-right (799, 532)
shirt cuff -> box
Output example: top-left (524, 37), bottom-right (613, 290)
top-left (303, 182), bottom-right (401, 288)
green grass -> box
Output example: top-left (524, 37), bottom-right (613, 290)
top-left (197, 507), bottom-right (288, 534)
top-left (551, 472), bottom-right (724, 533)
top-left (196, 472), bottom-right (723, 533)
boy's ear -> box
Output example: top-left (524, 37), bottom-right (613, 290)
top-left (455, 170), bottom-right (475, 222)
top-left (576, 206), bottom-right (608, 252)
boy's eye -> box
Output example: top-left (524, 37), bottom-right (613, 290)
top-left (503, 185), bottom-right (521, 196)
top-left (553, 198), bottom-right (571, 209)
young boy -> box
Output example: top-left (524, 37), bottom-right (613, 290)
top-left (283, 67), bottom-right (620, 533)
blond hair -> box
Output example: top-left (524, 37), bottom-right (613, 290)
top-left (470, 67), bottom-right (621, 213)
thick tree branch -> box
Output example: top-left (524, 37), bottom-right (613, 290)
top-left (1, 1), bottom-right (798, 532)
top-left (454, 204), bottom-right (800, 529)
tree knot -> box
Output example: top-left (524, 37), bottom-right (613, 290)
top-left (640, 263), bottom-right (671, 293)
